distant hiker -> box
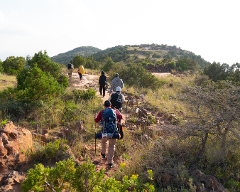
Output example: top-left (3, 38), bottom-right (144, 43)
top-left (94, 100), bottom-right (123, 168)
top-left (99, 71), bottom-right (107, 97)
top-left (109, 86), bottom-right (126, 112)
top-left (77, 65), bottom-right (85, 80)
top-left (67, 63), bottom-right (74, 77)
top-left (109, 73), bottom-right (124, 95)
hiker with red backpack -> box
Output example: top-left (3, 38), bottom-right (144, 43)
top-left (109, 86), bottom-right (126, 113)
top-left (94, 100), bottom-right (122, 168)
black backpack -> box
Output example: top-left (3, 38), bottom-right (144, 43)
top-left (110, 93), bottom-right (122, 110)
top-left (67, 63), bottom-right (72, 69)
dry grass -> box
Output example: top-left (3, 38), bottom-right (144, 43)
top-left (144, 73), bottom-right (196, 117)
top-left (0, 73), bottom-right (17, 91)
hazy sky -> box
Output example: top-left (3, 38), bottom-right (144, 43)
top-left (0, 0), bottom-right (239, 65)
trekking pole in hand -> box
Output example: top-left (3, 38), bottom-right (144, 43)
top-left (94, 113), bottom-right (97, 155)
top-left (95, 122), bottom-right (96, 155)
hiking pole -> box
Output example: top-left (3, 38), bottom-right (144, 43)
top-left (94, 113), bottom-right (97, 155)
top-left (95, 122), bottom-right (96, 155)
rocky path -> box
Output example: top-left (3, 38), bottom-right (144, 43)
top-left (68, 72), bottom-right (128, 176)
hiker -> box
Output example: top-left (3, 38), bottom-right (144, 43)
top-left (99, 71), bottom-right (107, 97)
top-left (109, 73), bottom-right (123, 95)
top-left (67, 63), bottom-right (74, 77)
top-left (94, 100), bottom-right (123, 168)
top-left (109, 86), bottom-right (126, 112)
top-left (77, 65), bottom-right (85, 80)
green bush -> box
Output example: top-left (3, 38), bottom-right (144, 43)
top-left (168, 61), bottom-right (176, 69)
top-left (27, 138), bottom-right (69, 164)
top-left (102, 56), bottom-right (115, 72)
top-left (16, 66), bottom-right (64, 101)
top-left (2, 56), bottom-right (26, 75)
top-left (112, 63), bottom-right (162, 90)
top-left (0, 60), bottom-right (3, 73)
top-left (21, 158), bottom-right (155, 192)
top-left (27, 51), bottom-right (68, 88)
top-left (72, 88), bottom-right (97, 101)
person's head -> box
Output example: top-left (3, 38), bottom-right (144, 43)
top-left (115, 73), bottom-right (119, 77)
top-left (104, 100), bottom-right (111, 108)
top-left (101, 71), bottom-right (105, 75)
top-left (116, 86), bottom-right (121, 94)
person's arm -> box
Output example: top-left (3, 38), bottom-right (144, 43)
top-left (121, 79), bottom-right (124, 88)
top-left (115, 110), bottom-right (123, 120)
top-left (121, 94), bottom-right (126, 104)
top-left (94, 111), bottom-right (102, 123)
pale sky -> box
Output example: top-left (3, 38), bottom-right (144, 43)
top-left (0, 0), bottom-right (239, 65)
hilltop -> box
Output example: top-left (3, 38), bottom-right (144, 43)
top-left (51, 44), bottom-right (211, 69)
top-left (51, 46), bottom-right (101, 65)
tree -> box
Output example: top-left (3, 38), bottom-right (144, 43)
top-left (3, 56), bottom-right (26, 75)
top-left (27, 51), bottom-right (68, 88)
top-left (16, 65), bottom-right (64, 101)
top-left (102, 57), bottom-right (115, 72)
top-left (167, 61), bottom-right (176, 69)
top-left (0, 60), bottom-right (3, 73)
top-left (182, 81), bottom-right (240, 157)
top-left (203, 62), bottom-right (228, 81)
top-left (73, 55), bottom-right (85, 68)
top-left (176, 58), bottom-right (198, 71)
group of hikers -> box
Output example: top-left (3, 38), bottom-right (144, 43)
top-left (96, 71), bottom-right (126, 168)
top-left (67, 63), bottom-right (85, 80)
top-left (67, 63), bottom-right (126, 168)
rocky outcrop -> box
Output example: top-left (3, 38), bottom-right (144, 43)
top-left (0, 171), bottom-right (25, 192)
top-left (0, 121), bottom-right (32, 174)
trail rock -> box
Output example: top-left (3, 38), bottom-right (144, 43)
top-left (0, 122), bottom-right (32, 173)
top-left (0, 171), bottom-right (25, 192)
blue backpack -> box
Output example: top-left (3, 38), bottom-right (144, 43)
top-left (101, 108), bottom-right (117, 133)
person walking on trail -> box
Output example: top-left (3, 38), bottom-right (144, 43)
top-left (109, 86), bottom-right (126, 113)
top-left (109, 73), bottom-right (123, 95)
top-left (77, 65), bottom-right (85, 81)
top-left (99, 71), bottom-right (107, 97)
top-left (94, 100), bottom-right (123, 168)
top-left (67, 63), bottom-right (74, 78)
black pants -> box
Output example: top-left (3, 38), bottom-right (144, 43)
top-left (78, 72), bottom-right (82, 80)
top-left (99, 85), bottom-right (105, 97)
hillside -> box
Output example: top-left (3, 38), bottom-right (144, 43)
top-left (51, 46), bottom-right (101, 65)
top-left (51, 44), bottom-right (211, 70)
top-left (92, 44), bottom-right (211, 70)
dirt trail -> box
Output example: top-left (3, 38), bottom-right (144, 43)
top-left (68, 72), bottom-right (128, 175)
top-left (68, 72), bottom-right (171, 176)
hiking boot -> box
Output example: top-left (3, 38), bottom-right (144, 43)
top-left (101, 153), bottom-right (106, 158)
top-left (108, 163), bottom-right (114, 168)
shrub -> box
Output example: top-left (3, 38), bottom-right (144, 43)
top-left (16, 66), bottom-right (64, 101)
top-left (0, 60), bottom-right (3, 73)
top-left (112, 63), bottom-right (162, 90)
top-left (27, 51), bottom-right (68, 88)
top-left (3, 56), bottom-right (26, 75)
top-left (27, 138), bottom-right (69, 164)
top-left (168, 61), bottom-right (176, 69)
top-left (21, 158), bottom-right (155, 192)
top-left (72, 88), bottom-right (97, 102)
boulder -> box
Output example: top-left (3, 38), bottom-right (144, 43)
top-left (0, 122), bottom-right (32, 173)
top-left (0, 171), bottom-right (25, 192)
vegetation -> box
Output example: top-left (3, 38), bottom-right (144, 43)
top-left (0, 59), bottom-right (3, 73)
top-left (1, 44), bottom-right (240, 191)
top-left (203, 62), bottom-right (240, 84)
top-left (51, 46), bottom-right (101, 65)
top-left (2, 56), bottom-right (26, 75)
